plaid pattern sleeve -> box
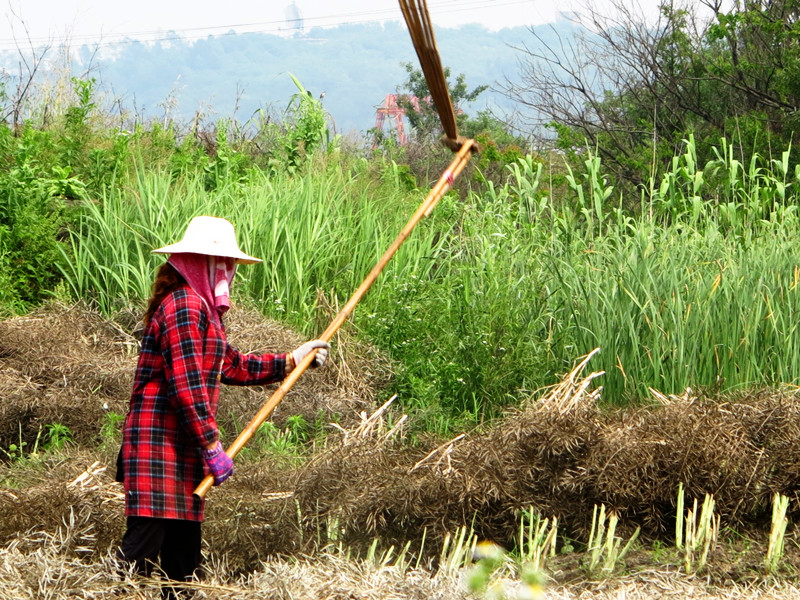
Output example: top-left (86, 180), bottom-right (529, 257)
top-left (220, 343), bottom-right (288, 386)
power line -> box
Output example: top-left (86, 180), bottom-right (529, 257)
top-left (0, 0), bottom-right (534, 52)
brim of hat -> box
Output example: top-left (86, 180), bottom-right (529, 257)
top-left (152, 242), bottom-right (262, 264)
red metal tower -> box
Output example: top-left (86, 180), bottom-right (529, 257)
top-left (374, 94), bottom-right (420, 145)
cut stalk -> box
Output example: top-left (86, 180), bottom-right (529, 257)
top-left (765, 492), bottom-right (789, 574)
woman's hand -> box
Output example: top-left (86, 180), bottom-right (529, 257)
top-left (291, 340), bottom-right (330, 369)
top-left (202, 442), bottom-right (234, 486)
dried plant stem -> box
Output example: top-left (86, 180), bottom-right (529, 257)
top-left (683, 493), bottom-right (719, 574)
top-left (765, 493), bottom-right (789, 574)
top-left (518, 510), bottom-right (558, 571)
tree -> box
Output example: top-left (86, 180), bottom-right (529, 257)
top-left (501, 0), bottom-right (800, 188)
top-left (1, 5), bottom-right (52, 129)
top-left (395, 62), bottom-right (488, 143)
top-left (383, 63), bottom-right (528, 191)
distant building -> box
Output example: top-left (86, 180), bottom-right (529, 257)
top-left (285, 2), bottom-right (304, 35)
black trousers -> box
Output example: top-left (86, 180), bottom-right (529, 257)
top-left (117, 516), bottom-right (203, 596)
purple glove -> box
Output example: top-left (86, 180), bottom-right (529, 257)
top-left (202, 443), bottom-right (234, 486)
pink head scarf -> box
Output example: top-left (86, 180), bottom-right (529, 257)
top-left (168, 253), bottom-right (236, 325)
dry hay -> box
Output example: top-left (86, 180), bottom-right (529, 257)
top-left (9, 309), bottom-right (800, 596)
top-left (0, 468), bottom-right (465, 599)
top-left (0, 302), bottom-right (136, 396)
top-left (0, 301), bottom-right (389, 451)
top-left (4, 519), bottom-right (800, 600)
top-left (2, 494), bottom-right (800, 600)
top-left (544, 575), bottom-right (800, 599)
top-left (0, 303), bottom-right (136, 448)
top-left (287, 351), bottom-right (800, 553)
top-left (0, 547), bottom-right (466, 600)
top-left (0, 449), bottom-right (125, 553)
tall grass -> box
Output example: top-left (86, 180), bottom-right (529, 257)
top-left (363, 139), bottom-right (800, 421)
top-left (59, 168), bottom-right (216, 314)
top-left (59, 152), bottom-right (444, 327)
top-left (60, 137), bottom-right (800, 429)
top-left (238, 157), bottom-right (448, 329)
top-left (541, 221), bottom-right (800, 401)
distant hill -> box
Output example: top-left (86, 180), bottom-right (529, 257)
top-left (6, 18), bottom-right (583, 136)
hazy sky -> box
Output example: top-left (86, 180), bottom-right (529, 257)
top-left (1, 0), bottom-right (663, 50)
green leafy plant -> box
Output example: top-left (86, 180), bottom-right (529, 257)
top-left (284, 414), bottom-right (310, 446)
top-left (100, 411), bottom-right (126, 444)
top-left (277, 73), bottom-right (331, 173)
top-left (466, 541), bottom-right (509, 599)
top-left (61, 77), bottom-right (97, 168)
top-left (243, 421), bottom-right (309, 460)
top-left (39, 127), bottom-right (800, 433)
top-left (43, 423), bottom-right (73, 451)
top-left (0, 440), bottom-right (27, 461)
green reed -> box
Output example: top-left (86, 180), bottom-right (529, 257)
top-left (59, 154), bottom-right (442, 330)
top-left (235, 159), bottom-right (447, 330)
top-left (59, 137), bottom-right (800, 428)
top-left (483, 141), bottom-right (800, 404)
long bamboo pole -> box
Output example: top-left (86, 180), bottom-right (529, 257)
top-left (194, 138), bottom-right (476, 498)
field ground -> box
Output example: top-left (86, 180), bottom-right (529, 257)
top-left (3, 303), bottom-right (800, 599)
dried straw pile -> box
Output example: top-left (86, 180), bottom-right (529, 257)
top-left (5, 305), bottom-right (800, 597)
top-left (289, 351), bottom-right (800, 550)
top-left (3, 511), bottom-right (800, 599)
top-left (0, 455), bottom-right (125, 552)
top-left (0, 516), bottom-right (468, 599)
top-left (0, 303), bottom-right (136, 448)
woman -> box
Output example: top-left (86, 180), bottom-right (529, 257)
top-left (116, 216), bottom-right (328, 594)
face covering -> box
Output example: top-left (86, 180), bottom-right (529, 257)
top-left (209, 255), bottom-right (235, 315)
top-left (168, 253), bottom-right (236, 325)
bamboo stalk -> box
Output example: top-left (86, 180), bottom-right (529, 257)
top-left (398, 0), bottom-right (460, 146)
top-left (194, 139), bottom-right (476, 498)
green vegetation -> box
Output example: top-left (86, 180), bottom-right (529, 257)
top-left (512, 0), bottom-right (800, 191)
top-left (5, 26), bottom-right (800, 432)
top-left (0, 422), bottom-right (73, 461)
top-left (99, 412), bottom-right (126, 447)
top-left (7, 11), bottom-right (800, 599)
top-left (586, 505), bottom-right (640, 576)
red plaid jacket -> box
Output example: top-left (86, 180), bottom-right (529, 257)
top-left (120, 285), bottom-right (287, 521)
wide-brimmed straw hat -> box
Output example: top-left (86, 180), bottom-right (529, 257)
top-left (152, 216), bottom-right (262, 264)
